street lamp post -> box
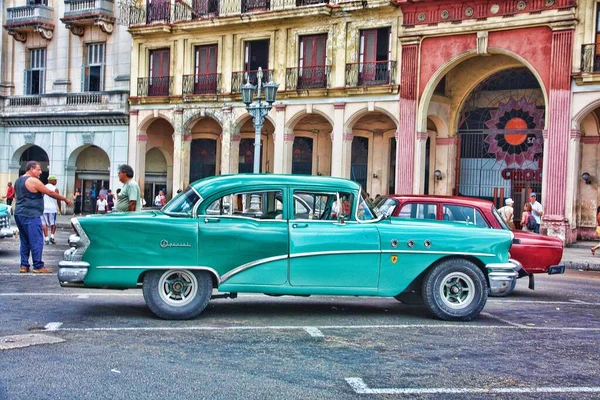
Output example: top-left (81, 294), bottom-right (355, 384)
top-left (240, 67), bottom-right (279, 173)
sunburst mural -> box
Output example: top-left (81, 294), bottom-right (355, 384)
top-left (484, 97), bottom-right (544, 166)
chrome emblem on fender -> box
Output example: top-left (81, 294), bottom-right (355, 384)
top-left (160, 240), bottom-right (191, 248)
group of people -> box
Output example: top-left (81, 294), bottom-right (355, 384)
top-left (9, 163), bottom-right (143, 274)
top-left (497, 192), bottom-right (544, 234)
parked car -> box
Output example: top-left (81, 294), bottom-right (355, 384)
top-left (375, 195), bottom-right (565, 296)
top-left (0, 203), bottom-right (16, 239)
top-left (58, 175), bottom-right (520, 321)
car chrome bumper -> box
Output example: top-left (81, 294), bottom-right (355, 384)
top-left (0, 227), bottom-right (16, 238)
top-left (58, 261), bottom-right (90, 287)
top-left (548, 264), bottom-right (565, 275)
top-left (487, 259), bottom-right (522, 296)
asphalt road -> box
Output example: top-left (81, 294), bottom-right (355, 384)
top-left (1, 227), bottom-right (600, 399)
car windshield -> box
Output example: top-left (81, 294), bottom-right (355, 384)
top-left (492, 206), bottom-right (510, 230)
top-left (357, 190), bottom-right (379, 221)
top-left (162, 186), bottom-right (201, 217)
top-left (373, 197), bottom-right (397, 218)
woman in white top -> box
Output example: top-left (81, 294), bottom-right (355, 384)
top-left (96, 194), bottom-right (108, 214)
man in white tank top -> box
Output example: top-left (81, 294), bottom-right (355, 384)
top-left (41, 175), bottom-right (61, 244)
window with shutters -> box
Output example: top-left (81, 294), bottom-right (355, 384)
top-left (83, 43), bottom-right (105, 92)
top-left (25, 48), bottom-right (46, 95)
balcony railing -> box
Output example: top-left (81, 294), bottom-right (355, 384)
top-left (64, 0), bottom-right (114, 15)
top-left (581, 44), bottom-right (600, 73)
top-left (286, 66), bottom-right (331, 90)
top-left (345, 60), bottom-right (396, 87)
top-left (6, 4), bottom-right (53, 24)
top-left (182, 73), bottom-right (220, 95)
top-left (123, 0), bottom-right (331, 26)
top-left (231, 69), bottom-right (273, 93)
top-left (3, 91), bottom-right (129, 115)
top-left (137, 76), bottom-right (173, 96)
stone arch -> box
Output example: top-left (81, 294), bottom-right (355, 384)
top-left (289, 112), bottom-right (334, 176)
top-left (573, 98), bottom-right (600, 130)
top-left (188, 116), bottom-right (223, 181)
top-left (417, 48), bottom-right (549, 134)
top-left (236, 115), bottom-right (275, 173)
top-left (138, 114), bottom-right (175, 134)
top-left (70, 145), bottom-right (111, 213)
top-left (344, 107), bottom-right (398, 134)
top-left (232, 113), bottom-right (275, 135)
top-left (285, 109), bottom-right (334, 135)
top-left (184, 112), bottom-right (224, 134)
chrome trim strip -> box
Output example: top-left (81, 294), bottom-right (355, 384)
top-left (198, 214), bottom-right (288, 223)
top-left (289, 249), bottom-right (495, 258)
top-left (97, 265), bottom-right (220, 279)
top-left (71, 218), bottom-right (90, 249)
top-left (191, 187), bottom-right (203, 218)
top-left (220, 254), bottom-right (289, 283)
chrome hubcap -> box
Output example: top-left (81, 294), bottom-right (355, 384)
top-left (439, 272), bottom-right (475, 310)
top-left (158, 270), bottom-right (198, 307)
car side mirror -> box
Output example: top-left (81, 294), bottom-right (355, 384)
top-left (338, 216), bottom-right (346, 225)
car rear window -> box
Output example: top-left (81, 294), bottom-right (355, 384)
top-left (398, 203), bottom-right (437, 220)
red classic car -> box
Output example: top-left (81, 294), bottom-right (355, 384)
top-left (375, 195), bottom-right (565, 297)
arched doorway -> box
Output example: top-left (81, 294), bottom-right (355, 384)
top-left (456, 67), bottom-right (545, 209)
top-left (145, 148), bottom-right (168, 206)
top-left (238, 118), bottom-right (275, 173)
top-left (189, 117), bottom-right (221, 182)
top-left (75, 145), bottom-right (110, 213)
top-left (19, 146), bottom-right (49, 183)
top-left (291, 114), bottom-right (332, 176)
top-left (351, 137), bottom-right (368, 189)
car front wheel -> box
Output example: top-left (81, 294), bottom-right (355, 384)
top-left (143, 269), bottom-right (212, 320)
top-left (422, 259), bottom-right (488, 321)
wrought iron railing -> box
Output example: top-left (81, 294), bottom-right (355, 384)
top-left (286, 66), bottom-right (331, 90)
top-left (231, 69), bottom-right (273, 93)
top-left (345, 60), bottom-right (396, 87)
top-left (241, 0), bottom-right (269, 12)
top-left (581, 44), bottom-right (600, 73)
top-left (137, 76), bottom-right (173, 96)
top-left (120, 0), bottom-right (332, 26)
top-left (182, 73), bottom-right (220, 95)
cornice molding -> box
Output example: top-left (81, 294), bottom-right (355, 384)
top-left (1, 114), bottom-right (129, 127)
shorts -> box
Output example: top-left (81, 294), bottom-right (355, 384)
top-left (41, 213), bottom-right (57, 227)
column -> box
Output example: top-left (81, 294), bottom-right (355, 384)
top-left (434, 137), bottom-right (457, 195)
top-left (273, 104), bottom-right (286, 174)
top-left (413, 132), bottom-right (429, 194)
top-left (220, 105), bottom-right (233, 175)
top-left (128, 110), bottom-right (139, 169)
top-left (341, 132), bottom-right (353, 179)
top-left (396, 38), bottom-right (420, 194)
top-left (230, 134), bottom-right (241, 174)
top-left (52, 6), bottom-right (71, 92)
top-left (172, 109), bottom-right (184, 193)
top-left (543, 29), bottom-right (573, 241)
top-left (135, 134), bottom-right (147, 193)
top-left (182, 135), bottom-right (192, 188)
top-left (565, 130), bottom-right (582, 237)
top-left (331, 102), bottom-right (345, 177)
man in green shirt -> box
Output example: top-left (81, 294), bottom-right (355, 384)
top-left (115, 164), bottom-right (141, 212)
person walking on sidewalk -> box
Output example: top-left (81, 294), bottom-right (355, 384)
top-left (14, 161), bottom-right (72, 273)
top-left (115, 164), bottom-right (141, 212)
top-left (591, 207), bottom-right (600, 256)
top-left (41, 175), bottom-right (62, 245)
top-left (73, 188), bottom-right (82, 216)
top-left (528, 192), bottom-right (544, 234)
top-left (2, 181), bottom-right (15, 208)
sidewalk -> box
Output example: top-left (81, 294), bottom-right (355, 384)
top-left (49, 213), bottom-right (600, 272)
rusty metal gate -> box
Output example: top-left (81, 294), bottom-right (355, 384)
top-left (456, 68), bottom-right (545, 210)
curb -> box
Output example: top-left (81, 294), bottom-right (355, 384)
top-left (563, 261), bottom-right (600, 271)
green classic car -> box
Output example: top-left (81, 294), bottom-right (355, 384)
top-left (0, 203), bottom-right (16, 239)
top-left (58, 175), bottom-right (520, 321)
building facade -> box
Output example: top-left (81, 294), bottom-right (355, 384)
top-left (126, 0), bottom-right (587, 242)
top-left (0, 0), bottom-right (130, 213)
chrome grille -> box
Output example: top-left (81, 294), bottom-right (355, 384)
top-left (0, 214), bottom-right (10, 229)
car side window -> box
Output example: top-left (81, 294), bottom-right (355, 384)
top-left (293, 191), bottom-right (353, 220)
top-left (397, 203), bottom-right (437, 220)
top-left (205, 190), bottom-right (284, 220)
top-left (442, 205), bottom-right (489, 227)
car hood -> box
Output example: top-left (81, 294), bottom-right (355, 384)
top-left (513, 230), bottom-right (564, 248)
top-left (0, 203), bottom-right (7, 214)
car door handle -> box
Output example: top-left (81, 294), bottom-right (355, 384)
top-left (292, 223), bottom-right (308, 229)
top-left (204, 218), bottom-right (220, 223)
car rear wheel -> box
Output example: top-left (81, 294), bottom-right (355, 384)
top-left (143, 269), bottom-right (212, 320)
top-left (422, 259), bottom-right (488, 321)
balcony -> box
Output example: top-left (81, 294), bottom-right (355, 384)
top-left (231, 69), bottom-right (273, 93)
top-left (345, 61), bottom-right (396, 87)
top-left (182, 73), bottom-right (221, 95)
top-left (3, 91), bottom-right (129, 117)
top-left (137, 76), bottom-right (173, 97)
top-left (125, 0), bottom-right (332, 26)
top-left (4, 4), bottom-right (54, 42)
top-left (286, 66), bottom-right (331, 91)
top-left (61, 0), bottom-right (115, 36)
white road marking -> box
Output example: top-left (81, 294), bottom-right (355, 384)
top-left (50, 323), bottom-right (600, 333)
top-left (110, 369), bottom-right (121, 374)
top-left (488, 299), bottom-right (600, 306)
top-left (44, 322), bottom-right (63, 331)
top-left (0, 293), bottom-right (141, 296)
top-left (569, 299), bottom-right (587, 304)
top-left (77, 295), bottom-right (89, 299)
top-left (0, 273), bottom-right (57, 276)
top-left (345, 378), bottom-right (600, 394)
top-left (303, 327), bottom-right (324, 337)
top-left (0, 334), bottom-right (65, 350)
top-left (481, 312), bottom-right (529, 329)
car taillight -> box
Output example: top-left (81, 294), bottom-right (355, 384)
top-left (71, 222), bottom-right (78, 235)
